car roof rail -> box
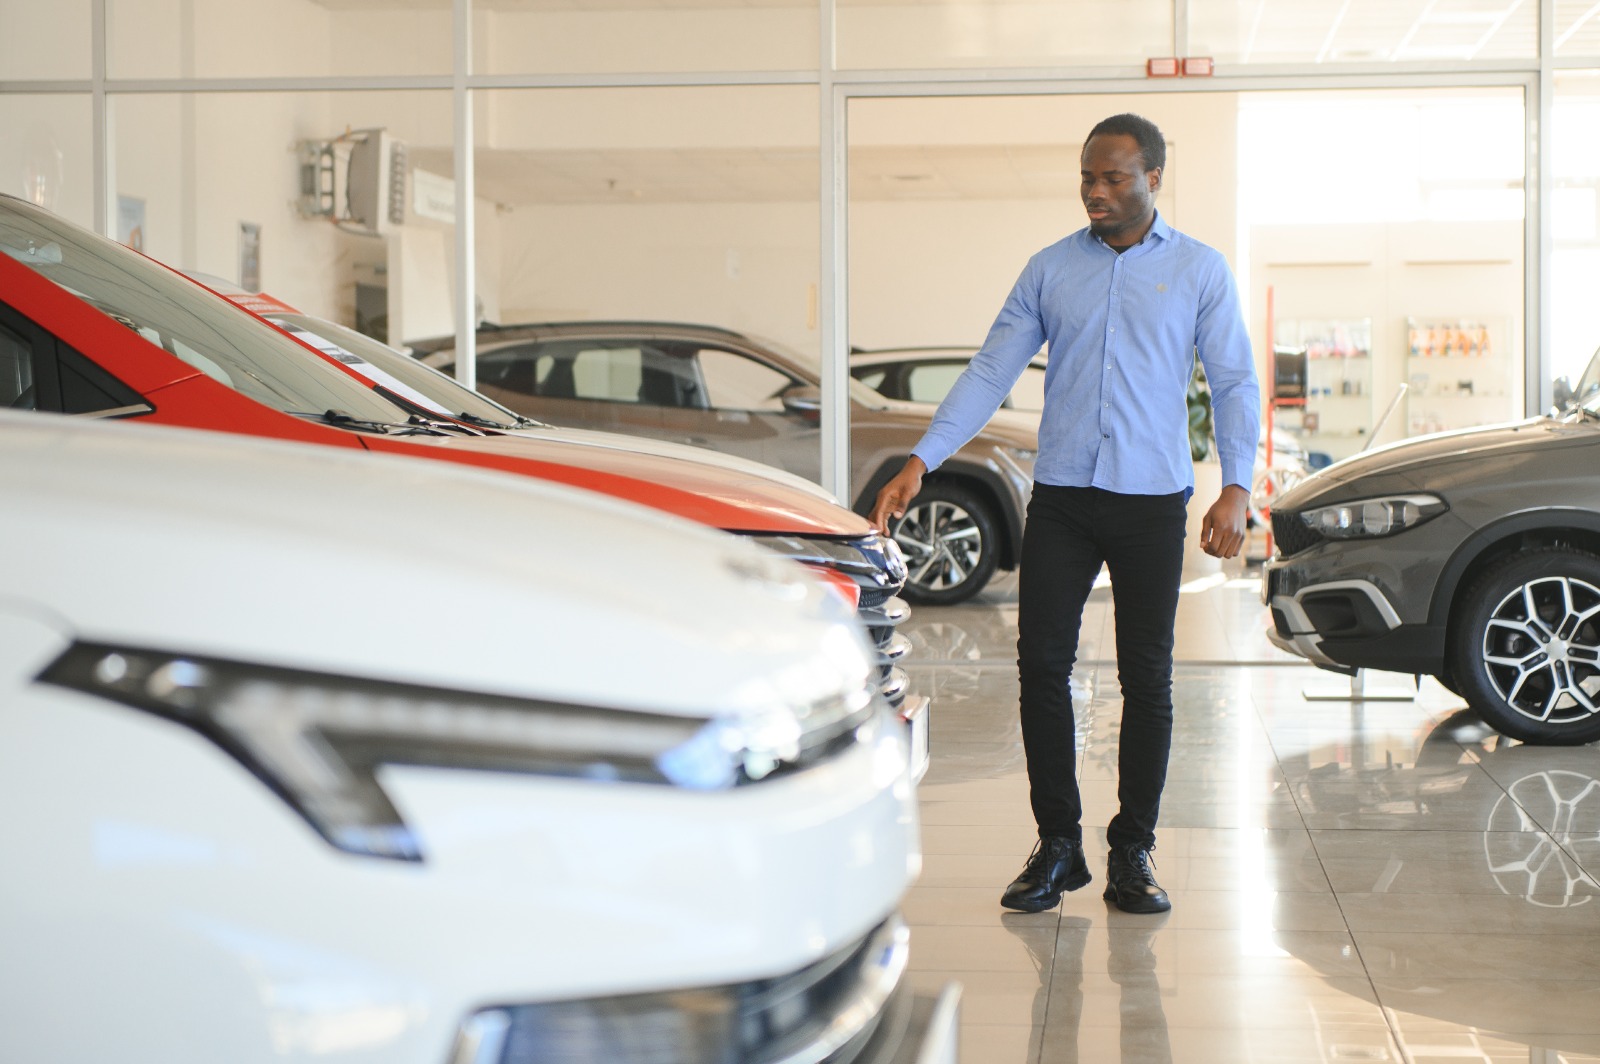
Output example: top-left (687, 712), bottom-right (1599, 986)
top-left (472, 320), bottom-right (753, 340)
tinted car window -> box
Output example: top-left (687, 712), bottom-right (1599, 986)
top-left (0, 201), bottom-right (409, 424)
top-left (482, 340), bottom-right (701, 408)
top-left (58, 347), bottom-right (143, 414)
top-left (854, 368), bottom-right (888, 393)
top-left (0, 322), bottom-right (32, 409)
top-left (697, 347), bottom-right (790, 412)
top-left (904, 363), bottom-right (965, 404)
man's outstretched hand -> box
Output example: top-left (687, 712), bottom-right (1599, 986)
top-left (1199, 483), bottom-right (1251, 559)
top-left (868, 456), bottom-right (928, 534)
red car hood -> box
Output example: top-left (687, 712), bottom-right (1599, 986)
top-left (368, 431), bottom-right (870, 537)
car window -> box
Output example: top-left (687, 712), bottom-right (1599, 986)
top-left (853, 367), bottom-right (889, 394)
top-left (696, 347), bottom-right (791, 412)
top-left (904, 363), bottom-right (965, 404)
top-left (482, 340), bottom-right (703, 408)
top-left (57, 346), bottom-right (144, 415)
top-left (0, 322), bottom-right (32, 409)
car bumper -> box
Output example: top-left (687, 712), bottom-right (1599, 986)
top-left (3, 672), bottom-right (925, 1063)
top-left (1264, 567), bottom-right (1446, 675)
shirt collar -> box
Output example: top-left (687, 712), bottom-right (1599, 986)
top-left (1087, 209), bottom-right (1171, 253)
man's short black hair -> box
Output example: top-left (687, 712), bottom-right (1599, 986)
top-left (1086, 113), bottom-right (1166, 174)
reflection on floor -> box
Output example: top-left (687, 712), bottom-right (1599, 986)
top-left (900, 566), bottom-right (1600, 1064)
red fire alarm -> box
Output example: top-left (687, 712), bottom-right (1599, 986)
top-left (1145, 57), bottom-right (1180, 78)
top-left (1181, 56), bottom-right (1215, 77)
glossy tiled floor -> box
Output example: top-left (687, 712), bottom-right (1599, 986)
top-left (897, 559), bottom-right (1600, 1064)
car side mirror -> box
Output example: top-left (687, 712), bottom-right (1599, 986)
top-left (781, 386), bottom-right (822, 414)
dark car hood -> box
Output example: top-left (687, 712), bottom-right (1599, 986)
top-left (367, 431), bottom-right (872, 537)
top-left (1307, 417), bottom-right (1597, 486)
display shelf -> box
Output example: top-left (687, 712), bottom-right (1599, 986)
top-left (1272, 319), bottom-right (1374, 463)
top-left (1404, 316), bottom-right (1514, 434)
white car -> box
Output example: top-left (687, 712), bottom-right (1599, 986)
top-left (0, 411), bottom-right (958, 1063)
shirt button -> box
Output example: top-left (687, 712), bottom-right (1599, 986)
top-left (1109, 326), bottom-right (1116, 332)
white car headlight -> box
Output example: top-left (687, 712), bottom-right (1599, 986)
top-left (1299, 493), bottom-right (1447, 539)
top-left (38, 642), bottom-right (876, 861)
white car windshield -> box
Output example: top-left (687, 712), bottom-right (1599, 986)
top-left (270, 314), bottom-right (531, 429)
top-left (0, 197), bottom-right (411, 425)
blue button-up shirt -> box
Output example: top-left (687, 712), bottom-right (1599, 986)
top-left (912, 213), bottom-right (1261, 496)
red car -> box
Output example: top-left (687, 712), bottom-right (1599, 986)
top-left (0, 193), bottom-right (924, 763)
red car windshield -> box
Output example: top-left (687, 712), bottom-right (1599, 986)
top-left (0, 196), bottom-right (410, 425)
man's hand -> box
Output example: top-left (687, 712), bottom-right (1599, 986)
top-left (868, 456), bottom-right (928, 535)
top-left (1199, 483), bottom-right (1250, 559)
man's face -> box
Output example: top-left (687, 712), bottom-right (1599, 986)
top-left (1080, 132), bottom-right (1160, 247)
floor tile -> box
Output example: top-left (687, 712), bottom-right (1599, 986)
top-left (900, 571), bottom-right (1600, 1063)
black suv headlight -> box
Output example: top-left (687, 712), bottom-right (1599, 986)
top-left (38, 642), bottom-right (877, 862)
top-left (1299, 493), bottom-right (1447, 539)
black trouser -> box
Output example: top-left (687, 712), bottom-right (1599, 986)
top-left (1016, 484), bottom-right (1187, 850)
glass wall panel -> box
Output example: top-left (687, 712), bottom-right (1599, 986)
top-left (847, 93), bottom-right (1237, 349)
top-left (0, 94), bottom-right (95, 230)
top-left (480, 2), bottom-right (816, 76)
top-left (1551, 71), bottom-right (1600, 404)
top-left (461, 87), bottom-right (822, 481)
top-left (838, 0), bottom-right (1169, 71)
top-left (0, 0), bottom-right (92, 80)
top-left (1191, 0), bottom-right (1535, 65)
top-left (107, 0), bottom-right (455, 79)
top-left (1240, 88), bottom-right (1525, 455)
top-left (110, 90), bottom-right (452, 336)
top-left (1556, 1), bottom-right (1600, 57)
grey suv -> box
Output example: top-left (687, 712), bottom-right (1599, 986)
top-left (1265, 402), bottom-right (1600, 744)
top-left (412, 321), bottom-right (1040, 605)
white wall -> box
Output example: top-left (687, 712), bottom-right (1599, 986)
top-left (495, 201), bottom-right (819, 353)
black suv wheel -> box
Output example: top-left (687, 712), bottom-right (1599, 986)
top-left (1450, 547), bottom-right (1600, 745)
top-left (890, 482), bottom-right (999, 606)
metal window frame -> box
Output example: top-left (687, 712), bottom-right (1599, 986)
top-left (1, 0), bottom-right (1586, 497)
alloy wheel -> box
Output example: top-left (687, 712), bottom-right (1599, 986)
top-left (1479, 575), bottom-right (1600, 726)
top-left (894, 499), bottom-right (984, 594)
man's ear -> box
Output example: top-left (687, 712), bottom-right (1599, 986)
top-left (1147, 167), bottom-right (1163, 193)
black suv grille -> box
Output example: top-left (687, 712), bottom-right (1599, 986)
top-left (1271, 511), bottom-right (1324, 557)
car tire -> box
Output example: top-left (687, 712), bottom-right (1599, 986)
top-left (1449, 547), bottom-right (1600, 745)
top-left (890, 482), bottom-right (999, 606)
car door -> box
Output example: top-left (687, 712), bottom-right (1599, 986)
top-left (684, 343), bottom-right (817, 476)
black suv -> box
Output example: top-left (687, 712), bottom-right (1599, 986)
top-left (1266, 402), bottom-right (1600, 744)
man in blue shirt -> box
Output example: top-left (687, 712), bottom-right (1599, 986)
top-left (869, 113), bottom-right (1260, 915)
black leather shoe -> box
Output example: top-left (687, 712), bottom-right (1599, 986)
top-left (1000, 836), bottom-right (1091, 912)
top-left (1103, 845), bottom-right (1172, 914)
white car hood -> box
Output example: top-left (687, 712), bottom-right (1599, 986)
top-left (0, 412), bottom-right (870, 720)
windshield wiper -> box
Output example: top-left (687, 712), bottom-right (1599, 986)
top-left (285, 409), bottom-right (399, 434)
top-left (396, 414), bottom-right (476, 437)
top-left (289, 409), bottom-right (449, 435)
top-left (453, 411), bottom-right (517, 430)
